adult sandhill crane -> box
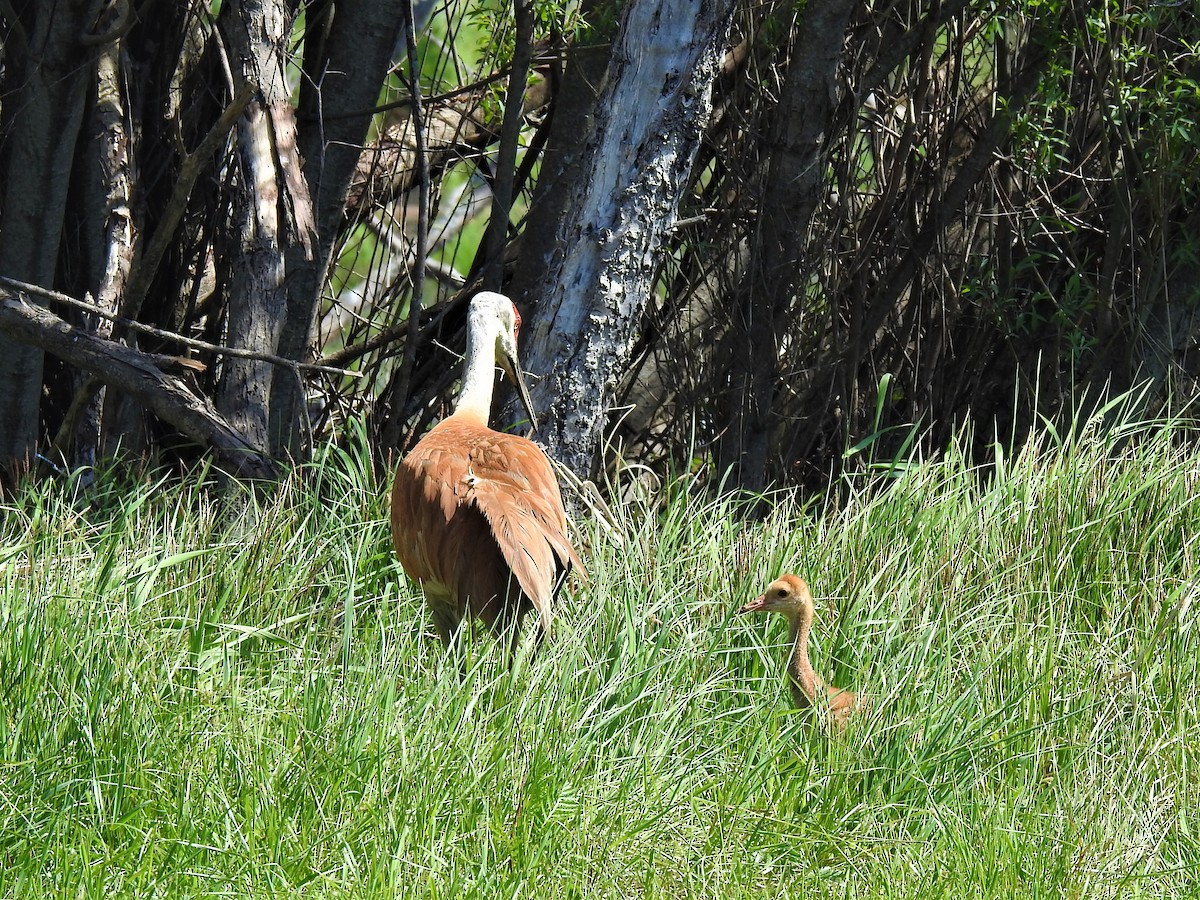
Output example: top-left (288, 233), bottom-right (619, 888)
top-left (741, 574), bottom-right (864, 730)
top-left (390, 291), bottom-right (584, 652)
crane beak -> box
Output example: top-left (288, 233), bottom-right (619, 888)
top-left (739, 593), bottom-right (769, 614)
top-left (498, 342), bottom-right (539, 431)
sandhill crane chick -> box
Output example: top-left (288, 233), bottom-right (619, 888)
top-left (741, 574), bottom-right (863, 730)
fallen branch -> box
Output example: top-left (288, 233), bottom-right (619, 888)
top-left (0, 290), bottom-right (278, 480)
top-left (0, 275), bottom-right (360, 379)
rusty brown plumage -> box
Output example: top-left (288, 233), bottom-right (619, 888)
top-left (390, 292), bottom-right (584, 650)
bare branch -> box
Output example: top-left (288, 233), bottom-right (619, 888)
top-left (121, 81), bottom-right (255, 321)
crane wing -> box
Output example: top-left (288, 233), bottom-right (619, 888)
top-left (463, 432), bottom-right (585, 631)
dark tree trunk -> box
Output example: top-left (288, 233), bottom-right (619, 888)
top-left (714, 0), bottom-right (857, 493)
top-left (507, 3), bottom-right (612, 311)
top-left (274, 0), bottom-right (408, 459)
top-left (0, 0), bottom-right (106, 474)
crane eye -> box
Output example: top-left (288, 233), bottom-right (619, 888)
top-left (776, 588), bottom-right (787, 598)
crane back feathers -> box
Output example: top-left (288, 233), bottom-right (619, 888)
top-left (391, 417), bottom-right (583, 643)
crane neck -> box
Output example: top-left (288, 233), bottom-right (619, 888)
top-left (454, 316), bottom-right (499, 423)
top-left (788, 611), bottom-right (819, 701)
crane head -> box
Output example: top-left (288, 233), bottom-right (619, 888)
top-left (471, 291), bottom-right (539, 431)
top-left (740, 574), bottom-right (815, 619)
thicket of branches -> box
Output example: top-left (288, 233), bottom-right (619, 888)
top-left (622, 0), bottom-right (1200, 491)
top-left (0, 0), bottom-right (1196, 493)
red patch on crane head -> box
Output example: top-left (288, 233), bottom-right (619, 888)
top-left (511, 302), bottom-right (522, 336)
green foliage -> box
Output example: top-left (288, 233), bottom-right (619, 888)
top-left (1, 411), bottom-right (1198, 895)
top-left (467, 0), bottom-right (590, 72)
top-left (980, 0), bottom-right (1200, 355)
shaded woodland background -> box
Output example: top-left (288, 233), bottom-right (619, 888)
top-left (0, 0), bottom-right (1197, 494)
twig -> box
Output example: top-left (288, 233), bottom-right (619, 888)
top-left (317, 285), bottom-right (480, 371)
top-left (387, 0), bottom-right (432, 436)
top-left (315, 69), bottom-right (514, 122)
top-left (0, 276), bottom-right (361, 379)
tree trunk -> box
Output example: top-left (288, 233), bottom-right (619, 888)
top-left (506, 0), bottom-right (736, 478)
top-left (73, 7), bottom-right (136, 472)
top-left (0, 0), bottom-right (106, 474)
top-left (507, 3), bottom-right (612, 311)
top-left (216, 0), bottom-right (316, 459)
top-left (714, 0), bottom-right (857, 493)
top-left (274, 0), bottom-right (408, 459)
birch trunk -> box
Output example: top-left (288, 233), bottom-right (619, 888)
top-left (76, 10), bottom-right (136, 470)
top-left (507, 0), bottom-right (736, 478)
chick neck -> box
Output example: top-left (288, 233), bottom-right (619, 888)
top-left (786, 606), bottom-right (821, 704)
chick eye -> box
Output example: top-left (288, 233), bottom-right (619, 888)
top-left (776, 588), bottom-right (787, 598)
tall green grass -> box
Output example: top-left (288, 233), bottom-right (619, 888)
top-left (1, 416), bottom-right (1197, 897)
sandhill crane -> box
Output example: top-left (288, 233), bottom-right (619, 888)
top-left (741, 574), bottom-right (864, 730)
top-left (390, 291), bottom-right (584, 652)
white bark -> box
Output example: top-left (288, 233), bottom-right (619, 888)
top-left (511, 0), bottom-right (736, 477)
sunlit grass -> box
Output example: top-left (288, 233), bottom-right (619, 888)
top-left (1, 413), bottom-right (1198, 896)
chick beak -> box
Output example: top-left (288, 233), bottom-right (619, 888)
top-left (739, 593), bottom-right (769, 614)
